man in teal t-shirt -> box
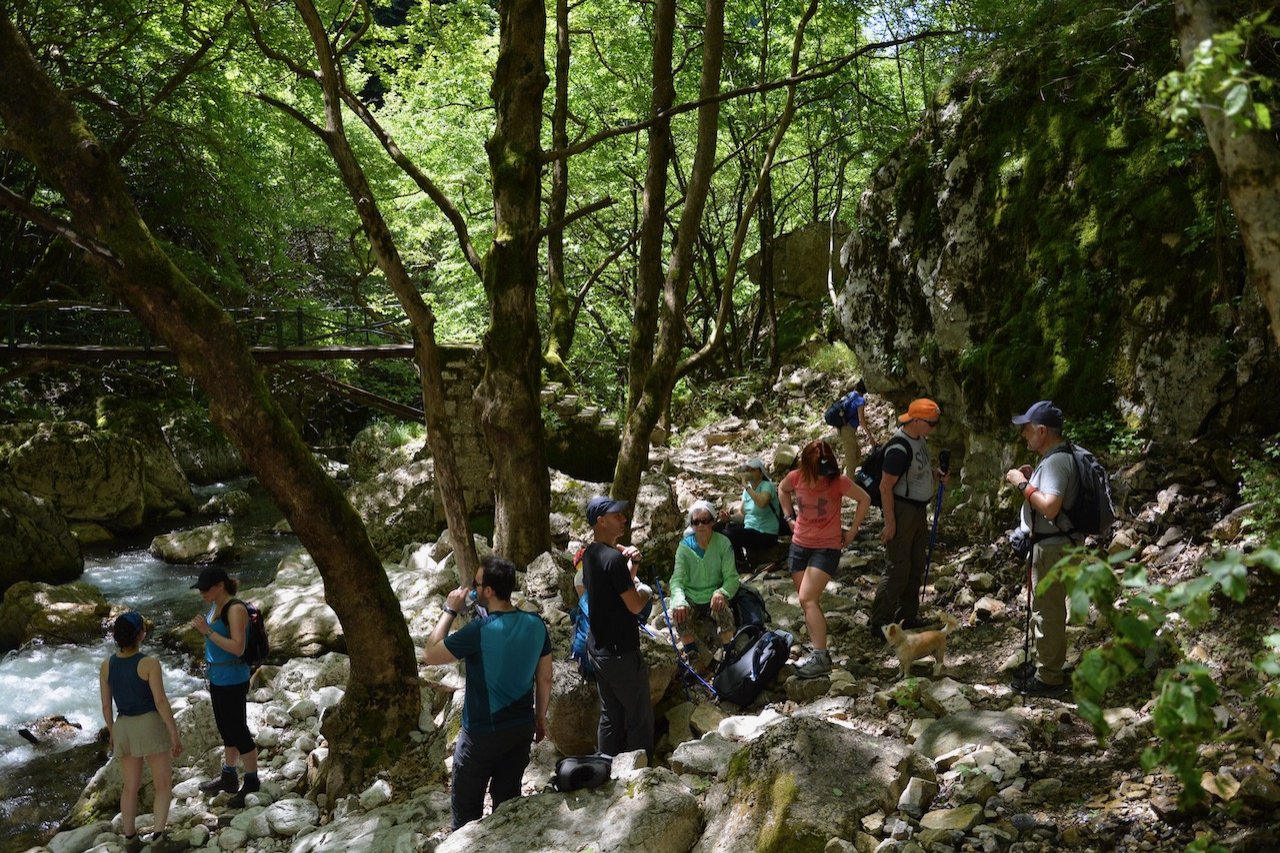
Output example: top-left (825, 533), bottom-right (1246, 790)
top-left (425, 554), bottom-right (553, 828)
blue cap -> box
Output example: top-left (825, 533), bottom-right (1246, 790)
top-left (1012, 400), bottom-right (1064, 429)
top-left (117, 611), bottom-right (144, 632)
top-left (586, 496), bottom-right (630, 525)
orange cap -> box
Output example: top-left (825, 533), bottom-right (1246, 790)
top-left (898, 398), bottom-right (941, 423)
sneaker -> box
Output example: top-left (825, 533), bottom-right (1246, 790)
top-left (199, 769), bottom-right (237, 795)
top-left (794, 649), bottom-right (832, 679)
top-left (1011, 675), bottom-right (1068, 697)
top-left (123, 834), bottom-right (143, 853)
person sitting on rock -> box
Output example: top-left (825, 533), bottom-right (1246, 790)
top-left (718, 459), bottom-right (783, 572)
top-left (99, 611), bottom-right (183, 853)
top-left (671, 499), bottom-right (740, 672)
top-left (424, 553), bottom-right (553, 829)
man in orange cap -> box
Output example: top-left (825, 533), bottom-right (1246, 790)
top-left (870, 398), bottom-right (945, 637)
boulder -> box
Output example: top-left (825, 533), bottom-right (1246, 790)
top-left (1, 421), bottom-right (146, 528)
top-left (95, 397), bottom-right (197, 518)
top-left (248, 552), bottom-right (343, 658)
top-left (695, 717), bottom-right (933, 851)
top-left (346, 459), bottom-right (438, 560)
top-left (0, 580), bottom-right (111, 652)
top-left (0, 471), bottom-right (82, 595)
top-left (546, 659), bottom-right (601, 756)
top-left (437, 766), bottom-right (701, 853)
top-left (200, 489), bottom-right (252, 517)
top-left (913, 710), bottom-right (1029, 760)
top-left (148, 522), bottom-right (237, 564)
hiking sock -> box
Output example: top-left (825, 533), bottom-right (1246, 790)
top-left (199, 765), bottom-right (237, 794)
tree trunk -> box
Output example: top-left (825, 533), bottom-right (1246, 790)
top-left (282, 0), bottom-right (480, 592)
top-left (0, 13), bottom-right (419, 798)
top-left (626, 0), bottom-right (676, 416)
top-left (482, 0), bottom-right (553, 565)
top-left (1175, 0), bottom-right (1280, 348)
top-left (543, 0), bottom-right (574, 385)
top-left (612, 0), bottom-right (725, 506)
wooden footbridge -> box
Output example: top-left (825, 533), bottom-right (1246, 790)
top-left (3, 303), bottom-right (426, 419)
top-left (2, 303), bottom-right (417, 364)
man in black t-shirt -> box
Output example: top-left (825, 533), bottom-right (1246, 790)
top-left (582, 496), bottom-right (654, 759)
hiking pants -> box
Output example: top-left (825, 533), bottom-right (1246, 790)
top-left (591, 648), bottom-right (654, 761)
top-left (451, 723), bottom-right (534, 829)
top-left (1032, 540), bottom-right (1068, 686)
top-left (839, 424), bottom-right (862, 478)
top-left (871, 500), bottom-right (928, 628)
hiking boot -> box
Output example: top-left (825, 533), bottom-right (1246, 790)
top-left (123, 834), bottom-right (143, 853)
top-left (1011, 675), bottom-right (1068, 697)
top-left (141, 831), bottom-right (185, 852)
top-left (226, 773), bottom-right (261, 808)
top-left (199, 768), bottom-right (237, 795)
top-left (794, 649), bottom-right (832, 679)
top-left (868, 623), bottom-right (885, 641)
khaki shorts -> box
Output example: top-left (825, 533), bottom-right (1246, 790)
top-left (114, 711), bottom-right (170, 757)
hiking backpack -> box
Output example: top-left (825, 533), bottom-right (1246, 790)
top-left (553, 754), bottom-right (612, 791)
top-left (1047, 443), bottom-right (1117, 537)
top-left (225, 598), bottom-right (270, 667)
top-left (569, 597), bottom-right (596, 681)
top-left (768, 491), bottom-right (792, 537)
top-left (712, 624), bottom-right (793, 707)
top-left (853, 435), bottom-right (912, 508)
top-left (822, 398), bottom-right (847, 428)
top-left (730, 585), bottom-right (769, 630)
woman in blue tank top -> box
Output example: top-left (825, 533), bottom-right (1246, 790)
top-left (190, 567), bottom-right (260, 805)
top-left (98, 611), bottom-right (181, 851)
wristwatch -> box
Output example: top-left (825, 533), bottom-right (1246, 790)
top-left (1017, 481), bottom-right (1029, 492)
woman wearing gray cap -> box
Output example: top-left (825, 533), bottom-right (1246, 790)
top-left (190, 567), bottom-right (260, 806)
top-left (718, 458), bottom-right (782, 571)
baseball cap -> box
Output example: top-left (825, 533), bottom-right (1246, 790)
top-left (898, 398), bottom-right (941, 423)
top-left (736, 458), bottom-right (767, 473)
top-left (1011, 400), bottom-right (1064, 429)
top-left (586, 496), bottom-right (630, 525)
top-left (191, 566), bottom-right (231, 591)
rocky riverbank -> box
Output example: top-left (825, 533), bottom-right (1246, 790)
top-left (20, 369), bottom-right (1280, 853)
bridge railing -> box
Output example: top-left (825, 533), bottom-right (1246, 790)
top-left (3, 304), bottom-right (409, 350)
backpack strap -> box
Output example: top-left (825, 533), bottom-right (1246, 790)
top-left (218, 597), bottom-right (250, 626)
top-left (1032, 445), bottom-right (1081, 543)
top-left (883, 435), bottom-right (914, 501)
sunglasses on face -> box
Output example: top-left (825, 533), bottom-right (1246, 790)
top-left (691, 517), bottom-right (714, 526)
top-left (919, 419), bottom-right (939, 427)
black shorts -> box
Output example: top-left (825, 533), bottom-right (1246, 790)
top-left (787, 543), bottom-right (841, 576)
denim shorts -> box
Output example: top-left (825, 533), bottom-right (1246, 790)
top-left (788, 543), bottom-right (841, 576)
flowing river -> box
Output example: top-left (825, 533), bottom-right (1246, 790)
top-left (0, 479), bottom-right (298, 850)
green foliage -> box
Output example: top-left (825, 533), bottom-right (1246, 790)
top-left (1159, 11), bottom-right (1279, 135)
top-left (1052, 545), bottom-right (1280, 809)
top-left (1068, 413), bottom-right (1144, 456)
top-left (1237, 437), bottom-right (1280, 544)
top-left (807, 342), bottom-right (862, 380)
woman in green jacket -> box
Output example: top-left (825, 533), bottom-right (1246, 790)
top-left (670, 499), bottom-right (740, 669)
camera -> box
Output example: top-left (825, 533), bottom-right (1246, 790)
top-left (1008, 528), bottom-right (1032, 560)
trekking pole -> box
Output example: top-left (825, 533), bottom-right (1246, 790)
top-left (639, 623), bottom-right (718, 698)
top-left (649, 568), bottom-right (698, 700)
top-left (1022, 545), bottom-right (1034, 698)
top-left (920, 448), bottom-right (951, 603)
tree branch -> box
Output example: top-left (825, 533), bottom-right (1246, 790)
top-left (0, 182), bottom-right (123, 269)
top-left (538, 195), bottom-right (615, 239)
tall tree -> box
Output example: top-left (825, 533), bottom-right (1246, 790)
top-left (481, 0), bottom-right (554, 563)
top-left (0, 12), bottom-right (419, 797)
top-left (612, 0), bottom-right (726, 507)
top-left (1175, 0), bottom-right (1280, 347)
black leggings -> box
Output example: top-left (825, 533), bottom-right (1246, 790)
top-left (722, 523), bottom-right (780, 566)
top-left (210, 680), bottom-right (257, 756)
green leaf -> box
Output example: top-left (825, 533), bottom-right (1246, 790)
top-left (1222, 82), bottom-right (1248, 117)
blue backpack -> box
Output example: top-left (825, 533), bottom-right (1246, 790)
top-left (570, 596), bottom-right (596, 681)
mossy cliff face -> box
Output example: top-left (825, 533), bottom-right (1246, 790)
top-left (838, 2), bottom-right (1279, 446)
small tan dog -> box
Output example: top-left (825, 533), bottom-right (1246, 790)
top-left (882, 613), bottom-right (960, 679)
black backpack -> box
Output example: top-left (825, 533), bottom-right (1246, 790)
top-left (853, 435), bottom-right (912, 508)
top-left (822, 398), bottom-right (847, 427)
top-left (224, 598), bottom-right (270, 667)
top-left (1047, 443), bottom-right (1117, 537)
top-left (553, 754), bottom-right (612, 791)
top-left (712, 625), bottom-right (793, 707)
top-left (730, 585), bottom-right (769, 630)
top-left (768, 491), bottom-right (792, 537)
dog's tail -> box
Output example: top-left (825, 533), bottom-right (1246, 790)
top-left (939, 613), bottom-right (960, 634)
